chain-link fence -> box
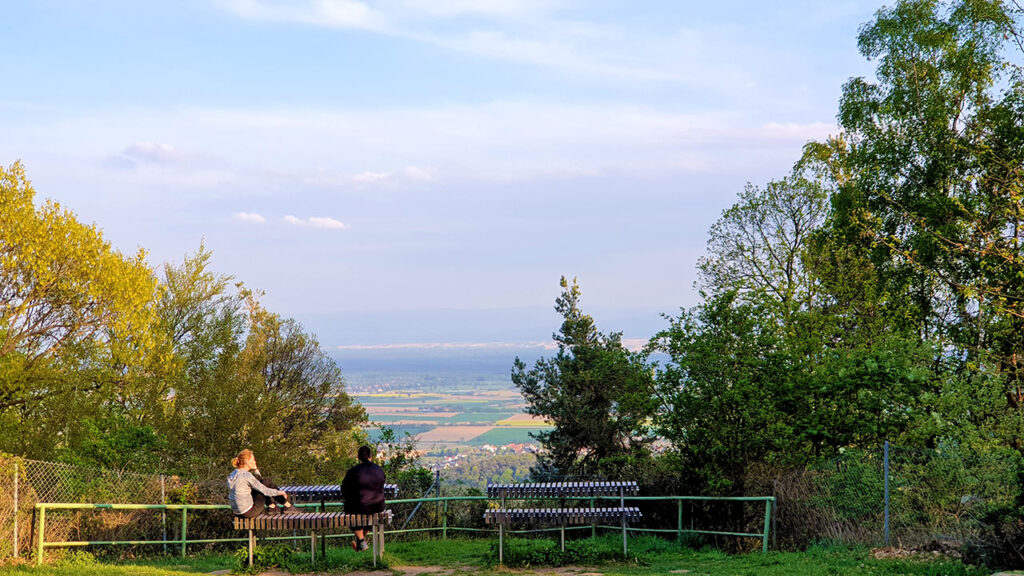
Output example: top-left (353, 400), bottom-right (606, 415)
top-left (764, 443), bottom-right (1024, 554)
top-left (6, 445), bottom-right (1024, 562)
top-left (0, 454), bottom-right (193, 561)
top-left (0, 455), bottom-right (451, 563)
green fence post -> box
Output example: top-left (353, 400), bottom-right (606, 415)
top-left (590, 498), bottom-right (596, 539)
top-left (442, 499), bottom-right (448, 540)
top-left (677, 499), bottom-right (683, 545)
top-left (761, 499), bottom-right (772, 554)
top-left (35, 506), bottom-right (45, 566)
top-left (181, 507), bottom-right (188, 558)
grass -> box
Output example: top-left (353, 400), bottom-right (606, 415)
top-left (0, 535), bottom-right (991, 576)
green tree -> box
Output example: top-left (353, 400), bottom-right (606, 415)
top-left (512, 277), bottom-right (656, 480)
top-left (652, 292), bottom-right (792, 494)
top-left (812, 0), bottom-right (1024, 363)
top-left (236, 289), bottom-right (365, 481)
top-left (0, 161), bottom-right (158, 412)
top-left (699, 175), bottom-right (829, 313)
top-left (0, 162), bottom-right (159, 459)
top-left (800, 0), bottom-right (1024, 453)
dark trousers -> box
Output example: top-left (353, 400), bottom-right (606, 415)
top-left (239, 477), bottom-right (289, 519)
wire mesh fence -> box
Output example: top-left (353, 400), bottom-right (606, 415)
top-left (764, 443), bottom-right (1024, 551)
top-left (4, 444), bottom-right (1024, 562)
top-left (0, 454), bottom-right (189, 561)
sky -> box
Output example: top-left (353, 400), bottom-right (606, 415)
top-left (0, 0), bottom-right (882, 352)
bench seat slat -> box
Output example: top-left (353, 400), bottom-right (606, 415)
top-left (233, 510), bottom-right (392, 531)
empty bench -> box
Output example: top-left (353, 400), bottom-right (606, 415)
top-left (485, 481), bottom-right (642, 563)
top-left (234, 510), bottom-right (392, 567)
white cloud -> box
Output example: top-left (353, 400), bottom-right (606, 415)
top-left (233, 211), bottom-right (267, 223)
top-left (352, 171), bottom-right (392, 183)
top-left (403, 165), bottom-right (435, 181)
top-left (308, 216), bottom-right (346, 229)
top-left (53, 101), bottom-right (828, 191)
top-left (219, 0), bottom-right (386, 30)
top-left (123, 141), bottom-right (180, 164)
top-left (759, 121), bottom-right (836, 141)
top-left (285, 214), bottom-right (347, 229)
top-left (217, 1), bottom-right (681, 82)
top-left (397, 0), bottom-right (566, 19)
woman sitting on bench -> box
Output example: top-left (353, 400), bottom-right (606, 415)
top-left (228, 449), bottom-right (296, 518)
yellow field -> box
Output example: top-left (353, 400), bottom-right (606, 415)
top-left (416, 426), bottom-right (494, 442)
top-left (496, 414), bottom-right (550, 426)
top-left (364, 409), bottom-right (460, 417)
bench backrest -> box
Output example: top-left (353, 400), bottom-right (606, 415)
top-left (486, 481), bottom-right (639, 498)
top-left (484, 506), bottom-right (641, 525)
top-left (280, 483), bottom-right (399, 502)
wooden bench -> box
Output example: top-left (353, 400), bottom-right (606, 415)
top-left (485, 481), bottom-right (642, 564)
top-left (233, 510), bottom-right (392, 567)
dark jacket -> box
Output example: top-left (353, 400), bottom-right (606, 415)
top-left (341, 461), bottom-right (386, 514)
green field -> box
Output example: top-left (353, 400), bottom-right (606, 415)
top-left (367, 414), bottom-right (454, 423)
top-left (365, 424), bottom-right (434, 441)
top-left (446, 411), bottom-right (515, 423)
top-left (468, 426), bottom-right (549, 445)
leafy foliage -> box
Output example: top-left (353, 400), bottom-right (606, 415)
top-left (513, 277), bottom-right (656, 480)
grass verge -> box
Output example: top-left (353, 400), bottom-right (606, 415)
top-left (0, 535), bottom-right (993, 576)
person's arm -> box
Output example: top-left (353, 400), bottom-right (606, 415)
top-left (244, 471), bottom-right (284, 498)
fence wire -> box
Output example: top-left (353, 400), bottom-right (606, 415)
top-left (4, 445), bottom-right (1024, 562)
top-left (0, 454), bottom-right (189, 560)
top-left (765, 444), bottom-right (1024, 551)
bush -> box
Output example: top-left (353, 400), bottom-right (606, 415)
top-left (490, 534), bottom-right (670, 567)
top-left (232, 544), bottom-right (296, 573)
top-left (53, 549), bottom-right (101, 568)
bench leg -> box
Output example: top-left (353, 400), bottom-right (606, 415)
top-left (248, 530), bottom-right (254, 568)
top-left (499, 523), bottom-right (504, 566)
top-left (372, 521), bottom-right (379, 568)
top-left (310, 531), bottom-right (317, 564)
top-left (561, 523), bottom-right (565, 552)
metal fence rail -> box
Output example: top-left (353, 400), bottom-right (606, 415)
top-left (34, 495), bottom-right (775, 564)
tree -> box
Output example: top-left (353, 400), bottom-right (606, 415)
top-left (0, 162), bottom-right (158, 412)
top-left (652, 292), bottom-right (793, 494)
top-left (813, 0), bottom-right (1024, 356)
top-left (234, 289), bottom-right (365, 481)
top-left (698, 175), bottom-right (829, 314)
top-left (512, 277), bottom-right (656, 480)
top-left (800, 0), bottom-right (1024, 452)
top-left (142, 247), bottom-right (366, 480)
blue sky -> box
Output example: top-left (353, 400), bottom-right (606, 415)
top-left (1, 0), bottom-right (881, 350)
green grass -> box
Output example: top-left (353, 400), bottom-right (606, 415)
top-left (0, 536), bottom-right (992, 576)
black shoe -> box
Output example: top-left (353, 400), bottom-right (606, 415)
top-left (281, 502), bottom-right (300, 514)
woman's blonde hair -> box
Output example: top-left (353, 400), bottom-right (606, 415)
top-left (232, 449), bottom-right (254, 469)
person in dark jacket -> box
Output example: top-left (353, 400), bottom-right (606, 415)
top-left (341, 445), bottom-right (386, 551)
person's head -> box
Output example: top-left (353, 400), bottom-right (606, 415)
top-left (357, 445), bottom-right (373, 463)
top-left (232, 449), bottom-right (256, 470)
